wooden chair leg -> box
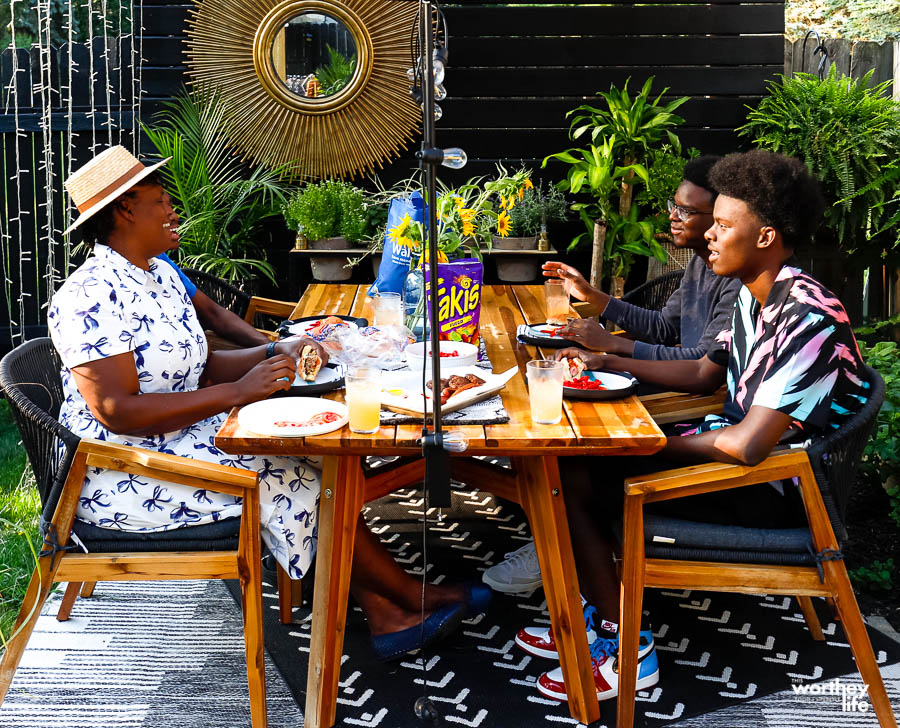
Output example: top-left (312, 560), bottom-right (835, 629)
top-left (277, 563), bottom-right (293, 625)
top-left (617, 495), bottom-right (647, 728)
top-left (0, 565), bottom-right (57, 705)
top-left (796, 595), bottom-right (825, 641)
top-left (829, 567), bottom-right (898, 728)
top-left (80, 582), bottom-right (97, 598)
top-left (238, 488), bottom-right (267, 728)
top-left (56, 581), bottom-right (82, 622)
top-left (825, 595), bottom-right (840, 621)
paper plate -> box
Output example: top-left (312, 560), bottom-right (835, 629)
top-left (238, 397), bottom-right (349, 437)
top-left (380, 366), bottom-right (518, 416)
top-left (563, 370), bottom-right (638, 401)
top-left (277, 315), bottom-right (367, 339)
top-left (518, 322), bottom-right (582, 349)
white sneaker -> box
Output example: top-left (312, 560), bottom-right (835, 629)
top-left (482, 541), bottom-right (541, 593)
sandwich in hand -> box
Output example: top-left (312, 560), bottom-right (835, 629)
top-left (561, 356), bottom-right (586, 383)
top-left (299, 345), bottom-right (323, 382)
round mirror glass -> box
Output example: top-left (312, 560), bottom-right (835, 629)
top-left (270, 11), bottom-right (358, 99)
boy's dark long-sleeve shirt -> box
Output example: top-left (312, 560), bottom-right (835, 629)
top-left (600, 254), bottom-right (741, 360)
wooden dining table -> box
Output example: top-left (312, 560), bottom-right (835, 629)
top-left (215, 283), bottom-right (666, 728)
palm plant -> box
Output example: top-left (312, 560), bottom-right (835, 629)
top-left (545, 77), bottom-right (687, 290)
top-left (315, 45), bottom-right (356, 96)
top-left (738, 67), bottom-right (900, 255)
top-left (142, 87), bottom-right (291, 284)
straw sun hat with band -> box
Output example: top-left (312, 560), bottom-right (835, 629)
top-left (63, 145), bottom-right (170, 236)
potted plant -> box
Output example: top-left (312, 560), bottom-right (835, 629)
top-left (282, 179), bottom-right (368, 281)
top-left (143, 87), bottom-right (288, 285)
top-left (738, 67), bottom-right (900, 321)
top-left (544, 77), bottom-right (688, 295)
top-left (491, 178), bottom-right (568, 281)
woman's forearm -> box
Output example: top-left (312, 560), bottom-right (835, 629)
top-left (92, 382), bottom-right (242, 436)
top-left (203, 345), bottom-right (269, 384)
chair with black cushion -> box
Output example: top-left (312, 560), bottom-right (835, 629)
top-left (0, 338), bottom-right (268, 727)
top-left (182, 267), bottom-right (297, 342)
top-left (616, 365), bottom-right (897, 728)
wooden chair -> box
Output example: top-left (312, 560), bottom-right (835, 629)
top-left (616, 365), bottom-right (897, 728)
top-left (182, 267), bottom-right (297, 343)
top-left (0, 338), bottom-right (268, 727)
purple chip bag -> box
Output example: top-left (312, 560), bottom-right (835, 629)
top-left (424, 258), bottom-right (483, 354)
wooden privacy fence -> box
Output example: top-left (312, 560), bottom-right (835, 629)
top-left (785, 37), bottom-right (900, 97)
top-left (0, 0), bottom-right (784, 350)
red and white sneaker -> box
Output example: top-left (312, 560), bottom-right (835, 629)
top-left (515, 605), bottom-right (600, 660)
top-left (536, 629), bottom-right (659, 702)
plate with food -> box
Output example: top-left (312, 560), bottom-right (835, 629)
top-left (268, 345), bottom-right (345, 397)
top-left (277, 315), bottom-right (368, 340)
top-left (380, 366), bottom-right (519, 416)
top-left (238, 397), bottom-right (349, 437)
top-left (560, 357), bottom-right (638, 401)
top-left (517, 322), bottom-right (586, 349)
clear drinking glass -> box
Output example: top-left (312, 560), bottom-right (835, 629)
top-left (345, 367), bottom-right (382, 434)
top-left (373, 292), bottom-right (403, 327)
top-left (544, 279), bottom-right (570, 326)
top-left (527, 359), bottom-right (564, 425)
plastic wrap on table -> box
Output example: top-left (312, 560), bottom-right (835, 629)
top-left (320, 324), bottom-right (415, 369)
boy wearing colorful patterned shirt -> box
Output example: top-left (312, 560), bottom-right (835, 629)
top-left (516, 151), bottom-right (868, 704)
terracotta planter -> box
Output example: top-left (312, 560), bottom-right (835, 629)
top-left (308, 236), bottom-right (359, 282)
top-left (491, 235), bottom-right (540, 282)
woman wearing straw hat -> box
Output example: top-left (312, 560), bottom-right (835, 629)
top-left (49, 145), bottom-right (489, 658)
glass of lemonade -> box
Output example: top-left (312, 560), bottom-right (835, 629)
top-left (373, 292), bottom-right (403, 327)
top-left (544, 279), bottom-right (570, 326)
top-left (527, 359), bottom-right (565, 425)
top-left (345, 367), bottom-right (382, 434)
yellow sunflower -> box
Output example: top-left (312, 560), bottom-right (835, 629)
top-left (460, 207), bottom-right (476, 222)
top-left (462, 221), bottom-right (475, 237)
top-left (499, 196), bottom-right (507, 210)
top-left (393, 235), bottom-right (417, 253)
top-left (453, 196), bottom-right (465, 210)
top-left (497, 211), bottom-right (512, 237)
top-left (507, 195), bottom-right (516, 210)
top-left (518, 187), bottom-right (525, 201)
top-left (388, 214), bottom-right (411, 243)
top-left (524, 178), bottom-right (534, 190)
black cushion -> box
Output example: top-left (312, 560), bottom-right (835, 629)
top-left (72, 517), bottom-right (241, 553)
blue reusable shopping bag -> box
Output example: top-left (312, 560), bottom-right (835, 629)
top-left (368, 191), bottom-right (425, 296)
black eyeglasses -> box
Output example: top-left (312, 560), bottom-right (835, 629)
top-left (667, 199), bottom-right (713, 222)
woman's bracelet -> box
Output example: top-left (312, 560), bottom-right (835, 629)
top-left (265, 340), bottom-right (278, 359)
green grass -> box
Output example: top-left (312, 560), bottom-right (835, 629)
top-left (0, 398), bottom-right (40, 643)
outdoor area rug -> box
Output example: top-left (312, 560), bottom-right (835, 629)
top-left (228, 478), bottom-right (900, 728)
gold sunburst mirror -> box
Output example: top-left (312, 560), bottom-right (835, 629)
top-left (186, 0), bottom-right (421, 179)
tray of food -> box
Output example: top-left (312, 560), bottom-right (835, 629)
top-left (560, 357), bottom-right (638, 401)
top-left (379, 366), bottom-right (519, 416)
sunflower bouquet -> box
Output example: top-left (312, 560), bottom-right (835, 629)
top-left (387, 167), bottom-right (532, 264)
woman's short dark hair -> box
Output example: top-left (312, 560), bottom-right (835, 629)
top-left (77, 171), bottom-right (165, 248)
top-left (708, 150), bottom-right (824, 250)
top-left (682, 155), bottom-right (722, 195)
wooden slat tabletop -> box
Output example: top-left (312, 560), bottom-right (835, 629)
top-left (215, 284), bottom-right (666, 457)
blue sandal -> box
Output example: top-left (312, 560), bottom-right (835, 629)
top-left (371, 602), bottom-right (468, 661)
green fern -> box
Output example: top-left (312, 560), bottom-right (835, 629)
top-left (738, 67), bottom-right (900, 254)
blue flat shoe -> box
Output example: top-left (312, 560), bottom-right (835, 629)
top-left (463, 581), bottom-right (492, 616)
top-left (371, 602), bottom-right (467, 662)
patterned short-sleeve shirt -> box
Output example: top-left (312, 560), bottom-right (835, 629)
top-left (702, 266), bottom-right (868, 439)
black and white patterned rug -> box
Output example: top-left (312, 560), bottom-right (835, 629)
top-left (229, 482), bottom-right (900, 728)
top-left (3, 481), bottom-right (899, 728)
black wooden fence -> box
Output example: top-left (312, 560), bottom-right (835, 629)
top-left (0, 0), bottom-right (784, 350)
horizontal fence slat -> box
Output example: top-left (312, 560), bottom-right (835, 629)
top-left (141, 37), bottom-right (188, 64)
top-left (450, 66), bottom-right (782, 96)
top-left (141, 5), bottom-right (192, 36)
top-left (440, 96), bottom-right (759, 130)
top-left (445, 4), bottom-right (783, 36)
top-left (451, 36), bottom-right (783, 67)
top-left (436, 127), bottom-right (743, 161)
top-left (442, 0), bottom-right (784, 5)
top-left (0, 112), bottom-right (136, 133)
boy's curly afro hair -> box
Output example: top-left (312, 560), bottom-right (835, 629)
top-left (682, 155), bottom-right (722, 194)
top-left (708, 150), bottom-right (824, 250)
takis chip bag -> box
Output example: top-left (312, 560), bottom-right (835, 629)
top-left (424, 258), bottom-right (483, 350)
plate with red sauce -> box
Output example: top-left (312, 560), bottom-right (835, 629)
top-left (563, 370), bottom-right (638, 401)
top-left (237, 397), bottom-right (349, 437)
top-left (518, 322), bottom-right (588, 349)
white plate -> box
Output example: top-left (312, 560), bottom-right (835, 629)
top-left (238, 397), bottom-right (348, 437)
top-left (380, 366), bottom-right (518, 416)
top-left (562, 370), bottom-right (638, 401)
top-left (285, 318), bottom-right (358, 337)
top-left (291, 364), bottom-right (343, 388)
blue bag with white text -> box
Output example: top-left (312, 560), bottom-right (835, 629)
top-left (368, 191), bottom-right (425, 296)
